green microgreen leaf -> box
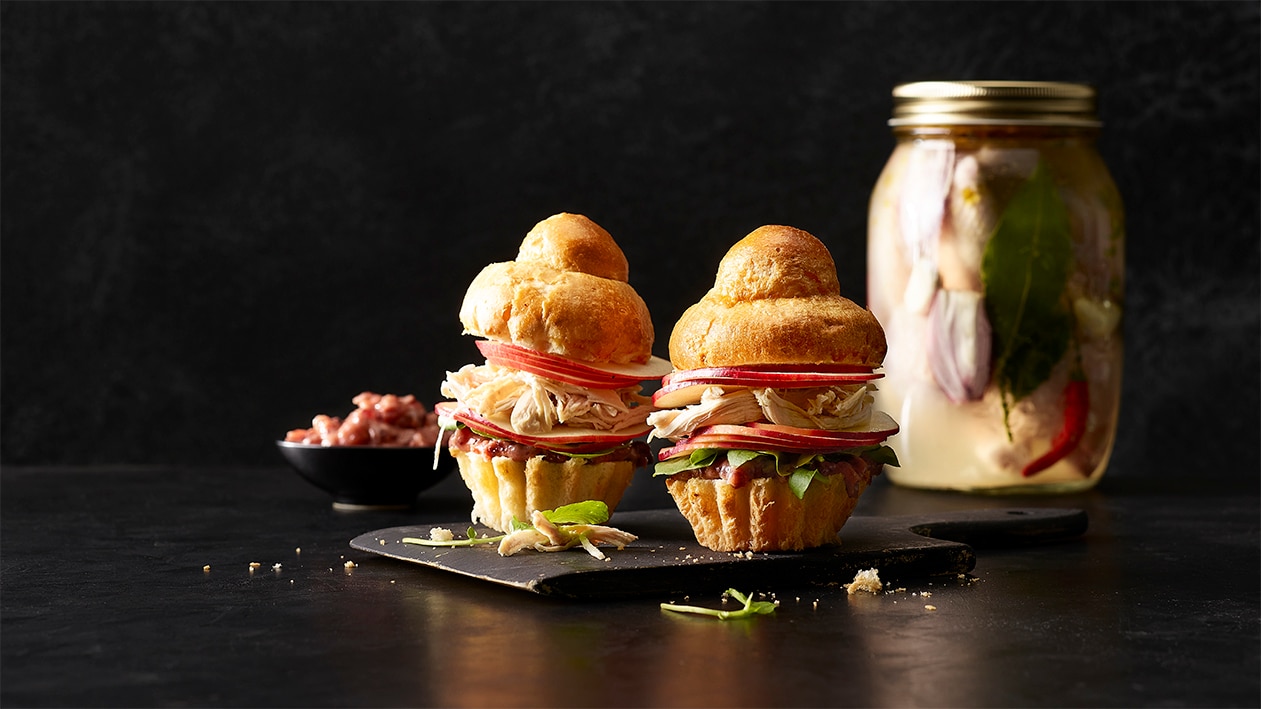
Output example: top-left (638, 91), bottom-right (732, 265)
top-left (787, 467), bottom-right (817, 499)
top-left (660, 588), bottom-right (778, 620)
top-left (653, 448), bottom-right (721, 476)
top-left (542, 500), bottom-right (611, 526)
top-left (402, 501), bottom-right (616, 553)
top-left (725, 449), bottom-right (762, 469)
top-left (848, 444), bottom-right (900, 468)
top-left (509, 504), bottom-right (609, 529)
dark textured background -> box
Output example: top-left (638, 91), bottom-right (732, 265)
top-left (3, 2), bottom-right (1258, 485)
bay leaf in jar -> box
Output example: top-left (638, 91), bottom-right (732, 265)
top-left (981, 159), bottom-right (1075, 435)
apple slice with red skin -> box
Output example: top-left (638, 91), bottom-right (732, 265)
top-left (657, 432), bottom-right (854, 459)
top-left (653, 366), bottom-right (882, 409)
top-left (651, 382), bottom-right (715, 409)
top-left (700, 419), bottom-right (896, 447)
top-left (435, 402), bottom-right (648, 453)
top-left (656, 438), bottom-right (715, 461)
top-left (746, 410), bottom-right (899, 440)
top-left (656, 413), bottom-right (899, 460)
top-left (721, 363), bottom-right (876, 374)
top-left (476, 340), bottom-right (672, 389)
top-left (661, 366), bottom-right (881, 388)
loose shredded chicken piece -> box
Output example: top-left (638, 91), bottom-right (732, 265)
top-left (568, 524), bottom-right (638, 550)
top-left (649, 384), bottom-right (876, 440)
top-left (495, 510), bottom-right (639, 559)
top-left (530, 509), bottom-right (567, 546)
top-left (441, 363), bottom-right (651, 435)
top-left (497, 529), bottom-right (550, 556)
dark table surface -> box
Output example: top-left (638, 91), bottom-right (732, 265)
top-left (2, 463), bottom-right (1257, 708)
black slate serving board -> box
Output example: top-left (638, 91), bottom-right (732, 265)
top-left (350, 507), bottom-right (1087, 600)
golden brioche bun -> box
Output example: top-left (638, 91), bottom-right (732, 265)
top-left (453, 448), bottom-right (637, 533)
top-left (665, 472), bottom-right (869, 552)
top-left (459, 213), bottom-right (655, 365)
top-left (668, 225), bottom-right (887, 370)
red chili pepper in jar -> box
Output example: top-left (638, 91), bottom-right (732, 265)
top-left (1022, 376), bottom-right (1089, 478)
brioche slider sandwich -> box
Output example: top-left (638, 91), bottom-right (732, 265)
top-left (648, 225), bottom-right (900, 552)
top-left (436, 213), bottom-right (672, 532)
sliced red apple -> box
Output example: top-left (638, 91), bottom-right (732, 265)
top-left (652, 367), bottom-right (882, 409)
top-left (696, 423), bottom-right (893, 448)
top-left (657, 438), bottom-right (719, 462)
top-left (476, 340), bottom-right (672, 389)
top-left (746, 411), bottom-right (899, 440)
top-left (662, 366), bottom-right (881, 388)
top-left (651, 381), bottom-right (715, 409)
top-left (728, 363), bottom-right (876, 374)
top-left (656, 413), bottom-right (899, 460)
top-left (435, 401), bottom-right (648, 453)
top-left (658, 430), bottom-right (856, 458)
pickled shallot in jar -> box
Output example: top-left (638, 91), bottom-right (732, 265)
top-left (867, 81), bottom-right (1124, 492)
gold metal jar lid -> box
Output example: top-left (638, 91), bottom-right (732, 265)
top-left (889, 81), bottom-right (1101, 128)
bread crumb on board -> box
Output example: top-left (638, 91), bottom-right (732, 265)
top-left (429, 527), bottom-right (455, 542)
top-left (846, 568), bottom-right (883, 595)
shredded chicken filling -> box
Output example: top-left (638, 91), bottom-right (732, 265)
top-left (648, 384), bottom-right (876, 441)
top-left (497, 510), bottom-right (638, 559)
top-left (441, 363), bottom-right (652, 435)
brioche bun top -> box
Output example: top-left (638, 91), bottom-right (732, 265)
top-left (668, 225), bottom-right (887, 370)
top-left (459, 213), bottom-right (655, 364)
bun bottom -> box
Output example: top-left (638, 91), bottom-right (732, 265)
top-left (665, 474), bottom-right (869, 552)
top-left (453, 449), bottom-right (637, 533)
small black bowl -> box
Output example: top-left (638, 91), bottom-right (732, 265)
top-left (277, 441), bottom-right (456, 510)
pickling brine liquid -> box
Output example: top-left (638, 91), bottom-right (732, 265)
top-left (867, 82), bottom-right (1124, 492)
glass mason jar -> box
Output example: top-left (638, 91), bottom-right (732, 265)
top-left (867, 81), bottom-right (1124, 493)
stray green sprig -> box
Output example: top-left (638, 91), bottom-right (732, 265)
top-left (400, 526), bottom-right (503, 548)
top-left (400, 501), bottom-right (636, 559)
top-left (660, 588), bottom-right (777, 620)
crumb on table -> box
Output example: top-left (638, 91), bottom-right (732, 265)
top-left (846, 568), bottom-right (883, 595)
